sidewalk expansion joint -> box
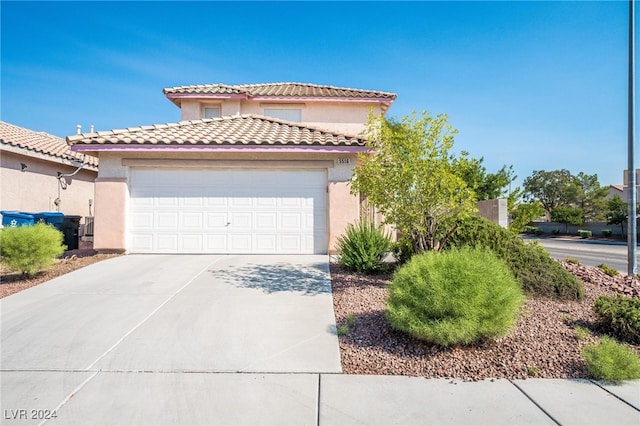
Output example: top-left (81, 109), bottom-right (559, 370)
top-left (588, 379), bottom-right (640, 412)
top-left (316, 374), bottom-right (321, 426)
top-left (508, 379), bottom-right (561, 426)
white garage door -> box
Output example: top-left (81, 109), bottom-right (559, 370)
top-left (129, 168), bottom-right (327, 254)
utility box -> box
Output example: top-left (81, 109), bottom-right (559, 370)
top-left (0, 211), bottom-right (35, 228)
top-left (61, 215), bottom-right (81, 250)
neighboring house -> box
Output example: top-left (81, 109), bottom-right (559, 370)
top-left (0, 121), bottom-right (98, 220)
top-left (67, 83), bottom-right (397, 254)
top-left (608, 184), bottom-right (624, 200)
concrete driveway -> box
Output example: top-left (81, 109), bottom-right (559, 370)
top-left (1, 255), bottom-right (341, 424)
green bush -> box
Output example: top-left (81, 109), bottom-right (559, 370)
top-left (534, 227), bottom-right (543, 235)
top-left (336, 221), bottom-right (392, 273)
top-left (392, 236), bottom-right (415, 265)
top-left (445, 216), bottom-right (584, 300)
top-left (582, 336), bottom-right (640, 382)
top-left (578, 229), bottom-right (592, 239)
top-left (386, 247), bottom-right (525, 346)
top-left (0, 223), bottom-right (66, 276)
top-left (551, 228), bottom-right (560, 235)
top-left (597, 263), bottom-right (619, 277)
top-left (594, 296), bottom-right (640, 344)
top-left (602, 229), bottom-right (612, 237)
top-left (565, 257), bottom-right (580, 265)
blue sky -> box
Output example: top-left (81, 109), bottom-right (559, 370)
top-left (1, 1), bottom-right (633, 189)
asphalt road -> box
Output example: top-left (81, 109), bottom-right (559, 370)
top-left (524, 236), bottom-right (638, 273)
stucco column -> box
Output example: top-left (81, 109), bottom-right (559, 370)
top-left (93, 177), bottom-right (128, 253)
top-left (328, 181), bottom-right (359, 254)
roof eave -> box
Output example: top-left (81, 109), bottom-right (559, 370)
top-left (70, 144), bottom-right (368, 155)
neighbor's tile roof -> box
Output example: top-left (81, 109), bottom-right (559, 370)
top-left (0, 121), bottom-right (99, 168)
top-left (67, 115), bottom-right (366, 147)
top-left (163, 82), bottom-right (397, 100)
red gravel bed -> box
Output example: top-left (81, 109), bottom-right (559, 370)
top-left (330, 261), bottom-right (640, 381)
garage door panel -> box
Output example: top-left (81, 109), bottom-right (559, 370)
top-left (229, 212), bottom-right (252, 229)
top-left (181, 234), bottom-right (203, 252)
top-left (129, 168), bottom-right (327, 254)
top-left (157, 234), bottom-right (178, 251)
top-left (205, 235), bottom-right (227, 251)
top-left (132, 212), bottom-right (154, 229)
top-left (281, 235), bottom-right (302, 251)
top-left (229, 197), bottom-right (252, 208)
top-left (206, 213), bottom-right (228, 228)
top-left (255, 235), bottom-right (277, 251)
top-left (158, 197), bottom-right (179, 207)
top-left (206, 197), bottom-right (228, 208)
top-left (280, 213), bottom-right (302, 230)
top-left (182, 213), bottom-right (203, 228)
top-left (229, 235), bottom-right (252, 252)
top-left (131, 234), bottom-right (153, 251)
top-left (157, 213), bottom-right (178, 229)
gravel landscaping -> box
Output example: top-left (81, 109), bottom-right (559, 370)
top-left (331, 260), bottom-right (640, 381)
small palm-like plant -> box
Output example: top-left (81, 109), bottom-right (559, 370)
top-left (336, 221), bottom-right (392, 273)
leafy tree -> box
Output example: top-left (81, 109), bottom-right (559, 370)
top-left (452, 154), bottom-right (516, 201)
top-left (351, 111), bottom-right (477, 252)
top-left (606, 195), bottom-right (628, 234)
top-left (550, 206), bottom-right (584, 233)
top-left (574, 172), bottom-right (608, 221)
top-left (508, 202), bottom-right (545, 234)
top-left (523, 169), bottom-right (579, 218)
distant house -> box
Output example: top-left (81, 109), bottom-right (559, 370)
top-left (68, 82), bottom-right (396, 254)
top-left (608, 184), bottom-right (624, 200)
top-left (0, 121), bottom-right (98, 221)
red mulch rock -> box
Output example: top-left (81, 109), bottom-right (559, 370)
top-left (331, 261), bottom-right (640, 381)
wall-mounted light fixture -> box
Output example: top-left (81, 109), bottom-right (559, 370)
top-left (20, 163), bottom-right (27, 172)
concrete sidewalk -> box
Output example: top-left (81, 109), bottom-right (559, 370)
top-left (1, 372), bottom-right (638, 425)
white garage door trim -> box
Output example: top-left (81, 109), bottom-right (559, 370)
top-left (128, 168), bottom-right (328, 254)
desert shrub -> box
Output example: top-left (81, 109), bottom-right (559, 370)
top-left (597, 263), bottom-right (619, 277)
top-left (565, 257), bottom-right (580, 265)
top-left (386, 247), bottom-right (525, 346)
top-left (602, 229), bottom-right (612, 237)
top-left (336, 221), bottom-right (392, 273)
top-left (445, 216), bottom-right (584, 300)
top-left (582, 336), bottom-right (640, 382)
top-left (578, 230), bottom-right (592, 239)
top-left (594, 296), bottom-right (640, 344)
top-left (0, 223), bottom-right (65, 276)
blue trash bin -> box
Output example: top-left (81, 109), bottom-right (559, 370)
top-left (0, 211), bottom-right (35, 228)
top-left (32, 212), bottom-right (64, 229)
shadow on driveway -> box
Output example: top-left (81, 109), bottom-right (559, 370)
top-left (212, 262), bottom-right (331, 295)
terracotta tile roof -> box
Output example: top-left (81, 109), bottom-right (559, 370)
top-left (67, 115), bottom-right (366, 148)
top-left (163, 82), bottom-right (397, 100)
top-left (0, 121), bottom-right (98, 168)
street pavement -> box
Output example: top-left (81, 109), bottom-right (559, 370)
top-left (1, 255), bottom-right (638, 425)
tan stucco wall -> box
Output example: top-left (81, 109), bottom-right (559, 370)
top-left (0, 151), bottom-right (96, 219)
top-left (328, 181), bottom-right (360, 254)
top-left (91, 150), bottom-right (360, 253)
top-left (179, 99), bottom-right (382, 135)
top-left (93, 178), bottom-right (128, 252)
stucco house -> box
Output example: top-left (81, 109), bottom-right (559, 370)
top-left (67, 83), bottom-right (396, 254)
top-left (1, 121), bottom-right (98, 221)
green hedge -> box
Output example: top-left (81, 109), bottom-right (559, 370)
top-left (386, 247), bottom-right (524, 346)
top-left (445, 216), bottom-right (584, 300)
